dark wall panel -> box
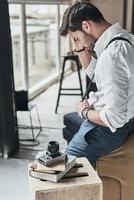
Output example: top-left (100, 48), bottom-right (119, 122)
top-left (0, 0), bottom-right (19, 157)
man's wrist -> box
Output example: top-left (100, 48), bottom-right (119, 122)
top-left (77, 50), bottom-right (92, 70)
top-left (81, 107), bottom-right (90, 120)
top-left (73, 47), bottom-right (85, 53)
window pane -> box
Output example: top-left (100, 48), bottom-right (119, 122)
top-left (9, 3), bottom-right (70, 93)
top-left (60, 5), bottom-right (71, 70)
top-left (26, 4), bottom-right (57, 88)
top-left (9, 4), bottom-right (23, 90)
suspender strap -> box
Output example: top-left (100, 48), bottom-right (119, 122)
top-left (105, 36), bottom-right (132, 49)
top-left (83, 37), bottom-right (132, 100)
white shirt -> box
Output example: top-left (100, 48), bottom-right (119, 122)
top-left (85, 23), bottom-right (134, 132)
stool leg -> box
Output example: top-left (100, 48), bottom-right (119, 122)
top-left (29, 110), bottom-right (35, 141)
top-left (76, 60), bottom-right (83, 99)
top-left (55, 58), bottom-right (66, 113)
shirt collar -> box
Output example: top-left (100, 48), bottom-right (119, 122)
top-left (94, 23), bottom-right (123, 57)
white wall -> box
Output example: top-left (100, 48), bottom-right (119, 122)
top-left (91, 0), bottom-right (133, 32)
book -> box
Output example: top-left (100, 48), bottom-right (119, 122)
top-left (36, 160), bottom-right (66, 172)
top-left (29, 155), bottom-right (76, 182)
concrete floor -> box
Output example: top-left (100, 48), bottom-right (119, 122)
top-left (0, 71), bottom-right (86, 200)
top-left (0, 158), bottom-right (30, 200)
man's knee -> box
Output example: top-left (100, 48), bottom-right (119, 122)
top-left (65, 141), bottom-right (76, 156)
top-left (65, 140), bottom-right (86, 158)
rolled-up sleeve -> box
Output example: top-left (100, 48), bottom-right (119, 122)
top-left (99, 47), bottom-right (130, 132)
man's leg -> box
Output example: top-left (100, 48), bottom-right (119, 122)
top-left (66, 119), bottom-right (134, 165)
top-left (66, 120), bottom-right (97, 165)
top-left (66, 129), bottom-right (90, 157)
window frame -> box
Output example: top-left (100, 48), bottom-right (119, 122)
top-left (9, 0), bottom-right (69, 98)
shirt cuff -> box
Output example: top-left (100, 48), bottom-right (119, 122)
top-left (85, 56), bottom-right (97, 79)
top-left (99, 109), bottom-right (116, 132)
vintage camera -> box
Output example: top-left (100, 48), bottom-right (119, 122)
top-left (36, 141), bottom-right (65, 166)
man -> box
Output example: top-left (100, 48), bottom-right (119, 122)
top-left (60, 0), bottom-right (134, 165)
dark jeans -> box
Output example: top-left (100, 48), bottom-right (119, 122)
top-left (66, 118), bottom-right (134, 165)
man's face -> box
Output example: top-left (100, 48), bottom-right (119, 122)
top-left (68, 30), bottom-right (95, 51)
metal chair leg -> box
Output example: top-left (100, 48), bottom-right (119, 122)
top-left (55, 58), bottom-right (66, 113)
top-left (29, 109), bottom-right (35, 141)
top-left (35, 105), bottom-right (42, 130)
top-left (34, 105), bottom-right (42, 139)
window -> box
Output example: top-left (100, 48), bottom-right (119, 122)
top-left (26, 4), bottom-right (57, 88)
top-left (9, 1), bottom-right (69, 95)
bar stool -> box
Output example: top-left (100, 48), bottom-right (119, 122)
top-left (55, 53), bottom-right (83, 113)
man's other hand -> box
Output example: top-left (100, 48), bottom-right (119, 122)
top-left (76, 100), bottom-right (90, 117)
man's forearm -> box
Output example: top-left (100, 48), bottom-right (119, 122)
top-left (87, 109), bottom-right (107, 127)
top-left (77, 49), bottom-right (91, 69)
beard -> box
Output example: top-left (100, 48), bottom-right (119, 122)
top-left (82, 32), bottom-right (97, 58)
top-left (83, 31), bottom-right (96, 51)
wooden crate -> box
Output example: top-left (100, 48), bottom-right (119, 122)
top-left (28, 157), bottom-right (102, 200)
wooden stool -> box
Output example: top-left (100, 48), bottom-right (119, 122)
top-left (29, 157), bottom-right (102, 200)
top-left (96, 133), bottom-right (134, 200)
top-left (55, 54), bottom-right (83, 113)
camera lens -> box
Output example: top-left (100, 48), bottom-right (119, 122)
top-left (47, 141), bottom-right (59, 156)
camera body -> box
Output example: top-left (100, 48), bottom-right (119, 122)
top-left (36, 141), bottom-right (65, 166)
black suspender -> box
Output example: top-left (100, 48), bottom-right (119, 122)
top-left (105, 36), bottom-right (132, 49)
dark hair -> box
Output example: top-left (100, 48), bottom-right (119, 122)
top-left (60, 0), bottom-right (105, 36)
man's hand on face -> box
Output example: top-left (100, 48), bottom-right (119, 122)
top-left (71, 31), bottom-right (94, 52)
top-left (76, 100), bottom-right (91, 117)
top-left (68, 30), bottom-right (94, 69)
top-left (72, 37), bottom-right (84, 52)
